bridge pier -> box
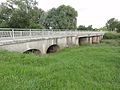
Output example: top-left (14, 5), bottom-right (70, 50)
top-left (88, 37), bottom-right (93, 44)
top-left (99, 35), bottom-right (103, 41)
top-left (92, 36), bottom-right (100, 44)
top-left (79, 37), bottom-right (93, 45)
top-left (66, 36), bottom-right (79, 47)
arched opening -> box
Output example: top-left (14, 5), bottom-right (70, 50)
top-left (47, 44), bottom-right (60, 54)
top-left (24, 49), bottom-right (41, 55)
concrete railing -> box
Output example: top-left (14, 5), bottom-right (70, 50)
top-left (0, 28), bottom-right (104, 41)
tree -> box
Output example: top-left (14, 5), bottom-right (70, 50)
top-left (106, 18), bottom-right (119, 31)
top-left (0, 1), bottom-right (78, 29)
top-left (0, 2), bottom-right (13, 27)
top-left (77, 25), bottom-right (87, 30)
top-left (116, 22), bottom-right (120, 33)
top-left (44, 5), bottom-right (78, 29)
top-left (28, 6), bottom-right (45, 29)
top-left (8, 10), bottom-right (30, 28)
top-left (0, 0), bottom-right (45, 29)
top-left (87, 25), bottom-right (93, 30)
top-left (77, 25), bottom-right (94, 31)
top-left (43, 8), bottom-right (57, 29)
top-left (99, 26), bottom-right (108, 31)
top-left (106, 18), bottom-right (120, 33)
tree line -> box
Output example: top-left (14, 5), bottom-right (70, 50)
top-left (0, 0), bottom-right (78, 29)
top-left (77, 25), bottom-right (97, 31)
top-left (1, 0), bottom-right (119, 32)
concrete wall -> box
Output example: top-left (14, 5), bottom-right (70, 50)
top-left (92, 36), bottom-right (100, 44)
top-left (0, 35), bottom-right (103, 54)
top-left (78, 37), bottom-right (93, 45)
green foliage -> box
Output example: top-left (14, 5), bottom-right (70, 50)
top-left (44, 5), bottom-right (78, 29)
top-left (77, 25), bottom-right (95, 31)
top-left (77, 25), bottom-right (87, 30)
top-left (0, 43), bottom-right (120, 90)
top-left (9, 10), bottom-right (30, 28)
top-left (29, 21), bottom-right (44, 29)
top-left (99, 26), bottom-right (108, 31)
top-left (106, 18), bottom-right (120, 32)
top-left (106, 18), bottom-right (118, 31)
top-left (0, 2), bottom-right (13, 28)
top-left (0, 0), bottom-right (45, 29)
top-left (0, 1), bottom-right (78, 29)
top-left (101, 39), bottom-right (120, 46)
top-left (44, 8), bottom-right (57, 29)
top-left (116, 22), bottom-right (120, 33)
top-left (87, 25), bottom-right (93, 30)
top-left (27, 6), bottom-right (45, 29)
top-left (0, 20), bottom-right (9, 28)
top-left (103, 32), bottom-right (120, 39)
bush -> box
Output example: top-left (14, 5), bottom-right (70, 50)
top-left (103, 32), bottom-right (120, 39)
top-left (101, 39), bottom-right (120, 46)
top-left (29, 21), bottom-right (45, 29)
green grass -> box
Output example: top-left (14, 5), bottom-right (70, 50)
top-left (0, 41), bottom-right (120, 90)
top-left (101, 39), bottom-right (120, 46)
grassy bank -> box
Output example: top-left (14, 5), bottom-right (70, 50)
top-left (0, 41), bottom-right (120, 90)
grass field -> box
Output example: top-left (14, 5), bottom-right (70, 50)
top-left (0, 40), bottom-right (120, 90)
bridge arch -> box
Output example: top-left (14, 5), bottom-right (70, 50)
top-left (23, 49), bottom-right (41, 55)
top-left (46, 44), bottom-right (60, 54)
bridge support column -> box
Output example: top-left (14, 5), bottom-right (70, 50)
top-left (42, 44), bottom-right (47, 54)
top-left (99, 35), bottom-right (103, 41)
top-left (92, 36), bottom-right (100, 44)
top-left (79, 37), bottom-right (91, 45)
top-left (88, 37), bottom-right (93, 44)
top-left (75, 37), bottom-right (79, 46)
top-left (66, 36), bottom-right (79, 47)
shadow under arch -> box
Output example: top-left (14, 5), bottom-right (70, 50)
top-left (47, 44), bottom-right (60, 54)
top-left (23, 49), bottom-right (41, 55)
top-left (78, 37), bottom-right (89, 45)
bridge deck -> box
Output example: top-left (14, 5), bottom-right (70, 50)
top-left (0, 29), bottom-right (104, 45)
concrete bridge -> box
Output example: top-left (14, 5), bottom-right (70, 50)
top-left (0, 28), bottom-right (104, 55)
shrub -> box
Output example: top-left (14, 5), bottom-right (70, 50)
top-left (101, 39), bottom-right (120, 46)
top-left (103, 32), bottom-right (120, 39)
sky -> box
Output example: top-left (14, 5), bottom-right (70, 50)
top-left (0, 0), bottom-right (120, 28)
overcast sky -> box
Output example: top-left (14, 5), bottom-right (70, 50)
top-left (0, 0), bottom-right (120, 28)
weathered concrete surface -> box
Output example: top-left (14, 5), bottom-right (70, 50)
top-left (92, 36), bottom-right (100, 44)
top-left (0, 33), bottom-right (104, 54)
top-left (79, 37), bottom-right (93, 45)
top-left (0, 36), bottom-right (79, 54)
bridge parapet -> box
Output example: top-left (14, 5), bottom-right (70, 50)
top-left (0, 28), bottom-right (104, 41)
top-left (0, 28), bottom-right (105, 54)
